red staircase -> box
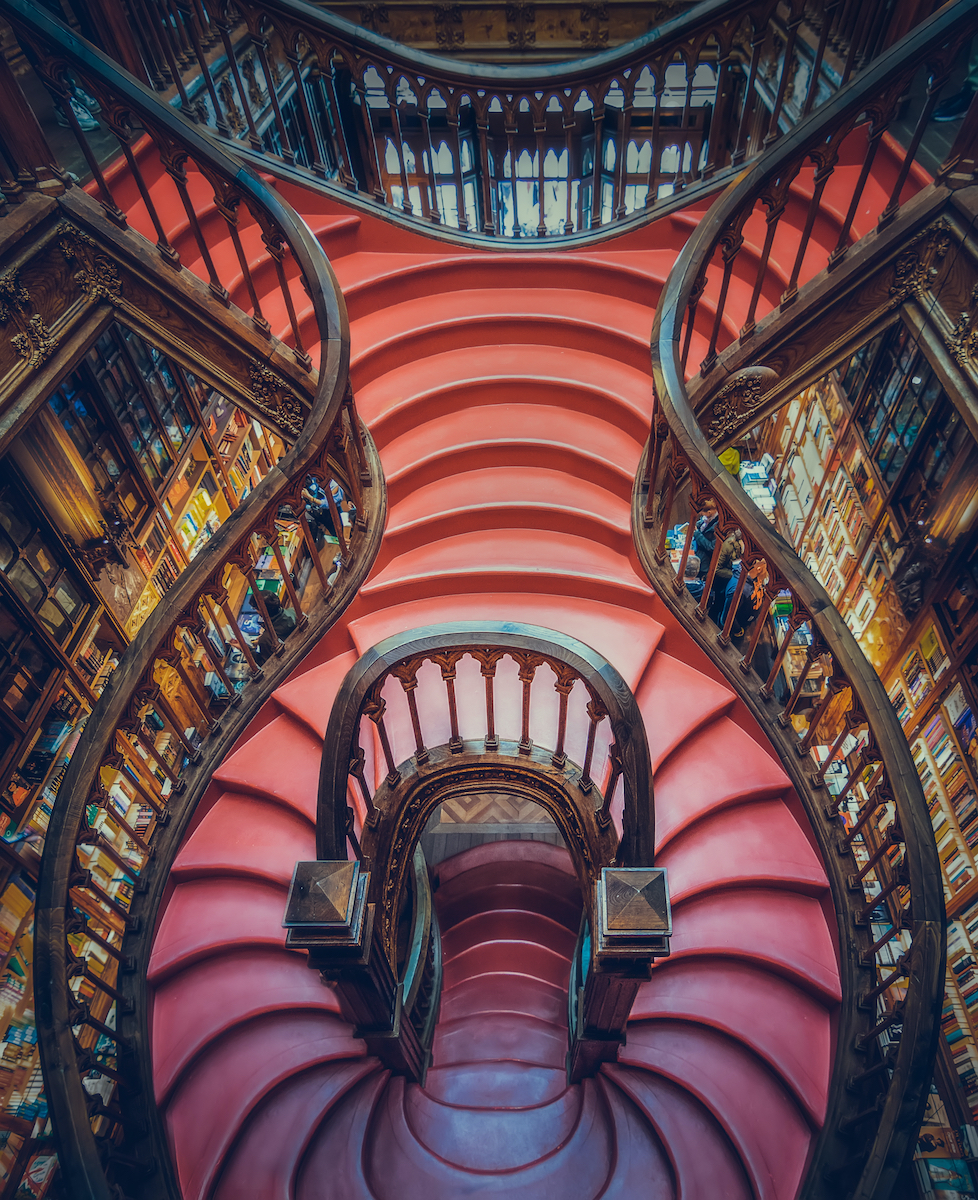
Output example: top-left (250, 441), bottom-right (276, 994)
top-left (128, 164), bottom-right (865, 1198)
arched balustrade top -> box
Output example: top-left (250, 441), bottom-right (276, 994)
top-left (317, 621), bottom-right (654, 869)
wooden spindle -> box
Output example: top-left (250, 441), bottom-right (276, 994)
top-left (393, 664), bottom-right (428, 764)
top-left (551, 667), bottom-right (575, 768)
top-left (287, 47), bottom-right (328, 177)
top-left (434, 651), bottom-right (464, 752)
top-left (515, 654), bottom-right (538, 754)
top-left (365, 692), bottom-right (400, 784)
top-left (474, 649), bottom-right (504, 750)
top-left (717, 560), bottom-right (748, 645)
top-left (580, 699), bottom-right (606, 792)
top-left (348, 745), bottom-right (377, 824)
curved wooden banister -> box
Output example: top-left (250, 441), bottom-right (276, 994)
top-left (317, 620), bottom-right (654, 870)
top-left (53, 0), bottom-right (928, 243)
top-left (633, 4), bottom-right (972, 1197)
top-left (0, 4), bottom-right (388, 1199)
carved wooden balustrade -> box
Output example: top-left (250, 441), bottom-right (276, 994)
top-left (11, 0), bottom-right (930, 241)
top-left (286, 622), bottom-right (670, 1087)
top-left (630, 5), bottom-right (973, 1199)
top-left (0, 6), bottom-right (388, 1200)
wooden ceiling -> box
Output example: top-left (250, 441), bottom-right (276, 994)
top-left (313, 0), bottom-right (697, 62)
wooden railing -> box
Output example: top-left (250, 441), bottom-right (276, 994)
top-left (302, 622), bottom-right (669, 1084)
top-left (633, 4), bottom-right (977, 1197)
top-left (0, 5), bottom-right (388, 1199)
top-left (27, 0), bottom-right (929, 241)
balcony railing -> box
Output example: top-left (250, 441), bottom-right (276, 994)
top-left (0, 3), bottom-right (386, 1198)
top-left (632, 2), bottom-right (978, 1197)
top-left (27, 0), bottom-right (931, 242)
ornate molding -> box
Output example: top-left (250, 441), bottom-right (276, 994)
top-left (0, 269), bottom-right (30, 324)
top-left (889, 216), bottom-right (953, 305)
top-left (248, 361), bottom-right (305, 437)
top-left (12, 314), bottom-right (57, 367)
top-left (56, 221), bottom-right (123, 305)
top-left (703, 366), bottom-right (780, 444)
top-left (946, 281), bottom-right (978, 369)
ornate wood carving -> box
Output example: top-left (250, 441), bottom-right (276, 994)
top-left (889, 217), bottom-right (953, 305)
top-left (248, 361), bottom-right (305, 437)
top-left (702, 365), bottom-right (780, 445)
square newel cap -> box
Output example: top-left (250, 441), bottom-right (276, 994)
top-left (284, 861), bottom-right (360, 928)
top-left (596, 866), bottom-right (672, 958)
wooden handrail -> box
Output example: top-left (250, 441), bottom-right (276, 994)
top-left (634, 4), bottom-right (972, 1197)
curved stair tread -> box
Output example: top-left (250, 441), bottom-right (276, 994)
top-left (652, 717), bottom-right (791, 848)
top-left (438, 973), bottom-right (569, 1028)
top-left (358, 348), bottom-right (651, 436)
top-left (148, 877), bottom-right (291, 982)
top-left (658, 797), bottom-right (829, 903)
top-left (423, 1060), bottom-right (568, 1107)
top-left (295, 1069), bottom-right (391, 1200)
top-left (152, 946), bottom-right (341, 1103)
top-left (669, 888), bottom-right (841, 1002)
top-left (631, 957), bottom-right (831, 1123)
top-left (432, 1011), bottom-right (569, 1069)
top-left (351, 312), bottom-right (653, 393)
top-left (212, 1060), bottom-right (379, 1200)
top-left (620, 1020), bottom-right (814, 1200)
top-left (271, 648), bottom-right (360, 740)
top-left (636, 650), bottom-right (735, 771)
top-left (362, 1074), bottom-right (616, 1198)
top-left (333, 251), bottom-right (672, 318)
top-left (401, 1080), bottom-right (582, 1171)
top-left (603, 1065), bottom-right (753, 1200)
top-left (440, 909), bottom-right (578, 962)
top-left (382, 499), bottom-right (633, 563)
top-left (436, 878), bottom-right (582, 935)
top-left (365, 373), bottom-right (650, 452)
top-left (169, 792), bottom-right (315, 886)
top-left (386, 467), bottom-right (630, 535)
top-left (376, 397), bottom-right (645, 479)
top-left (361, 529), bottom-right (651, 602)
top-left (210, 714), bottom-right (323, 821)
top-left (441, 939), bottom-right (573, 992)
top-left (595, 1075), bottom-right (679, 1199)
top-left (163, 1010), bottom-right (365, 1200)
top-left (350, 285), bottom-right (653, 358)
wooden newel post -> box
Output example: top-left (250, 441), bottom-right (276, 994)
top-left (283, 860), bottom-right (430, 1083)
top-left (0, 49), bottom-right (64, 195)
top-left (567, 866), bottom-right (672, 1083)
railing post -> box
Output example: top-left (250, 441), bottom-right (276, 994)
top-left (567, 867), bottom-right (671, 1083)
top-left (284, 860), bottom-right (431, 1083)
top-left (0, 49), bottom-right (64, 196)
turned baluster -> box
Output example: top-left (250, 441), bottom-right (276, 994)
top-left (365, 690), bottom-right (400, 785)
top-left (514, 653), bottom-right (539, 754)
top-left (449, 103), bottom-right (470, 230)
top-left (348, 744), bottom-right (377, 824)
top-left (433, 651), bottom-right (464, 752)
top-left (551, 665), bottom-right (576, 769)
top-left (759, 607), bottom-right (803, 697)
top-left (599, 744), bottom-right (623, 825)
top-left (580, 699), bottom-right (607, 792)
top-left (474, 649), bottom-right (504, 751)
top-left (287, 42), bottom-right (329, 177)
top-left (393, 663), bottom-right (428, 765)
top-left (701, 226), bottom-right (745, 374)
